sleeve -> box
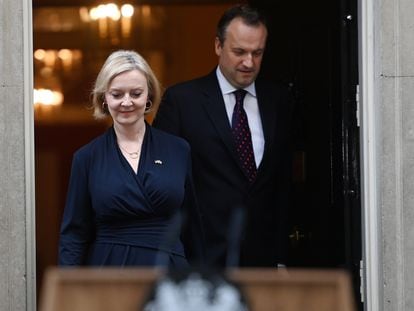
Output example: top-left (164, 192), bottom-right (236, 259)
top-left (152, 87), bottom-right (181, 135)
top-left (180, 150), bottom-right (206, 266)
top-left (58, 152), bottom-right (95, 265)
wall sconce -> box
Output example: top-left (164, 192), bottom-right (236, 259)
top-left (121, 4), bottom-right (134, 38)
top-left (34, 48), bottom-right (82, 73)
top-left (80, 3), bottom-right (134, 41)
top-left (33, 88), bottom-right (64, 120)
top-left (34, 88), bottom-right (64, 107)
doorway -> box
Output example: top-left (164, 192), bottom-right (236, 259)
top-left (33, 0), bottom-right (362, 308)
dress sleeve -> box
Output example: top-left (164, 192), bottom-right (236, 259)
top-left (180, 153), bottom-right (206, 266)
top-left (58, 152), bottom-right (94, 265)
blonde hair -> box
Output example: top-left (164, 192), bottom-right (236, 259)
top-left (91, 50), bottom-right (161, 119)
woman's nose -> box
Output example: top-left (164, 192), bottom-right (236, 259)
top-left (121, 94), bottom-right (133, 105)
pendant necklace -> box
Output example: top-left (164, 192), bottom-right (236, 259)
top-left (116, 125), bottom-right (145, 160)
top-left (119, 144), bottom-right (139, 159)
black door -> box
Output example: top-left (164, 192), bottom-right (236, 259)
top-left (249, 0), bottom-right (362, 308)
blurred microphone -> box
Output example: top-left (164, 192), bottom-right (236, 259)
top-left (226, 206), bottom-right (246, 268)
top-left (143, 207), bottom-right (250, 311)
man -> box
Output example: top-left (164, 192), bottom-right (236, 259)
top-left (153, 4), bottom-right (293, 268)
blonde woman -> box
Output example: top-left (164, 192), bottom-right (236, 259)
top-left (59, 50), bottom-right (204, 268)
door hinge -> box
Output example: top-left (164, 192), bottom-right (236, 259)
top-left (360, 259), bottom-right (364, 303)
top-left (356, 84), bottom-right (360, 127)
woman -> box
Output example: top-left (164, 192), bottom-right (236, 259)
top-left (58, 50), bottom-right (204, 268)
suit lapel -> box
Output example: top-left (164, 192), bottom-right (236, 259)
top-left (199, 72), bottom-right (243, 169)
top-left (199, 73), bottom-right (280, 182)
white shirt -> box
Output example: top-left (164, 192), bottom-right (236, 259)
top-left (216, 67), bottom-right (264, 167)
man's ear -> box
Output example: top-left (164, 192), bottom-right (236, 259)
top-left (214, 37), bottom-right (222, 56)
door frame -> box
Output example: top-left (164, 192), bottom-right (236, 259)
top-left (358, 0), bottom-right (380, 310)
top-left (22, 0), bottom-right (380, 309)
top-left (23, 0), bottom-right (36, 310)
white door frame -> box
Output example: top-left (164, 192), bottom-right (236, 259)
top-left (359, 0), bottom-right (380, 310)
top-left (23, 0), bottom-right (36, 309)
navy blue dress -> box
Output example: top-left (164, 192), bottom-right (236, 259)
top-left (59, 123), bottom-right (204, 268)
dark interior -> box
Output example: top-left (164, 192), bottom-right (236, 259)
top-left (250, 0), bottom-right (361, 307)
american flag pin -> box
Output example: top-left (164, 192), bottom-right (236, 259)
top-left (154, 160), bottom-right (163, 165)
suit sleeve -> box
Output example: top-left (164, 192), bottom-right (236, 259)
top-left (180, 151), bottom-right (206, 266)
top-left (152, 87), bottom-right (181, 135)
top-left (58, 153), bottom-right (94, 265)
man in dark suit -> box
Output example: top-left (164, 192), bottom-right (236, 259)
top-left (153, 4), bottom-right (293, 268)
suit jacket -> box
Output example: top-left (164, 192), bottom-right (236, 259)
top-left (153, 69), bottom-right (293, 267)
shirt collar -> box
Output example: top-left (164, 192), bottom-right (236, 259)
top-left (216, 66), bottom-right (256, 97)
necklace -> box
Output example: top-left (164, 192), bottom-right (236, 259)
top-left (119, 144), bottom-right (140, 159)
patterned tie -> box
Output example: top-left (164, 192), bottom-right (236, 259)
top-left (231, 89), bottom-right (257, 183)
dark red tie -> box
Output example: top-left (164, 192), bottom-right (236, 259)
top-left (231, 89), bottom-right (257, 183)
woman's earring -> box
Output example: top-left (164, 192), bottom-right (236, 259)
top-left (102, 102), bottom-right (108, 113)
top-left (145, 100), bottom-right (153, 112)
